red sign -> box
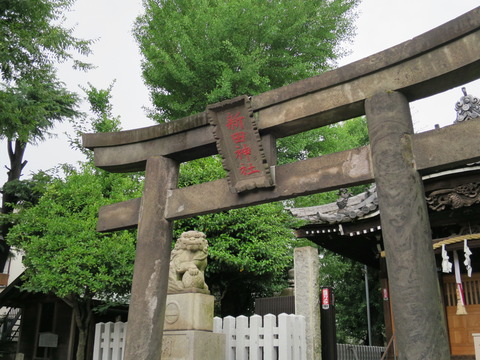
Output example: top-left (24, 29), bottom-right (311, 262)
top-left (322, 288), bottom-right (330, 309)
top-left (207, 96), bottom-right (274, 193)
top-left (382, 288), bottom-right (389, 301)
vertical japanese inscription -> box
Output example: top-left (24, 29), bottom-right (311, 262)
top-left (207, 95), bottom-right (274, 193)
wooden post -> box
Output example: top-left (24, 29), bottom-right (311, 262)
top-left (124, 156), bottom-right (179, 360)
top-left (379, 256), bottom-right (394, 359)
top-left (365, 91), bottom-right (450, 360)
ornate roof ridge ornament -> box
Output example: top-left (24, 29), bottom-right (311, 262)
top-left (455, 87), bottom-right (480, 123)
top-left (426, 182), bottom-right (480, 211)
top-left (314, 185), bottom-right (379, 224)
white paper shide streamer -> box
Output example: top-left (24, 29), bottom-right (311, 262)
top-left (464, 239), bottom-right (472, 277)
top-left (442, 244), bottom-right (452, 273)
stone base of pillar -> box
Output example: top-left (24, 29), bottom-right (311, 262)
top-left (164, 293), bottom-right (214, 331)
top-left (161, 330), bottom-right (225, 360)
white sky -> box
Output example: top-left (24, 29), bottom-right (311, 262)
top-left (1, 0), bottom-right (480, 184)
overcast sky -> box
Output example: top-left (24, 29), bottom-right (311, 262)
top-left (2, 0), bottom-right (480, 183)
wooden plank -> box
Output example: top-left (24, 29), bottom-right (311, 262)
top-left (249, 315), bottom-right (262, 359)
top-left (446, 305), bottom-right (480, 356)
top-left (235, 316), bottom-right (248, 360)
top-left (224, 316), bottom-right (236, 360)
top-left (263, 314), bottom-right (276, 360)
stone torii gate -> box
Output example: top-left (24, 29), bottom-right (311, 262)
top-left (83, 8), bottom-right (480, 360)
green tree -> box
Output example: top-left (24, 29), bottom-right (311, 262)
top-left (280, 117), bottom-right (370, 207)
top-left (134, 0), bottom-right (358, 122)
top-left (0, 0), bottom-right (92, 268)
top-left (319, 250), bottom-right (384, 345)
top-left (175, 157), bottom-right (302, 316)
top-left (7, 85), bottom-right (142, 360)
top-left (133, 0), bottom-right (362, 317)
top-left (0, 67), bottom-right (81, 268)
top-left (0, 0), bottom-right (91, 81)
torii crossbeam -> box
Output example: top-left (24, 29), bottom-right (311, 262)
top-left (83, 8), bottom-right (480, 360)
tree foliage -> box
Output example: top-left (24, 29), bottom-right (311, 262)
top-left (7, 85), bottom-right (142, 360)
top-left (0, 0), bottom-right (92, 269)
top-left (319, 251), bottom-right (384, 345)
top-left (134, 0), bottom-right (364, 318)
top-left (176, 156), bottom-right (302, 315)
top-left (8, 163), bottom-right (141, 360)
top-left (0, 68), bottom-right (79, 144)
top-left (134, 0), bottom-right (359, 122)
top-left (0, 0), bottom-right (91, 82)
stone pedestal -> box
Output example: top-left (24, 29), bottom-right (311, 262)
top-left (164, 293), bottom-right (214, 331)
top-left (162, 330), bottom-right (225, 360)
top-left (162, 293), bottom-right (225, 360)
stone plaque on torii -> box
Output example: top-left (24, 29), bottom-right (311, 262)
top-left (83, 8), bottom-right (480, 360)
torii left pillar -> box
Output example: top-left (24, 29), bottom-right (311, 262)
top-left (124, 156), bottom-right (179, 359)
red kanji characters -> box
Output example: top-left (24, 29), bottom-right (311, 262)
top-left (226, 112), bottom-right (245, 130)
top-left (235, 143), bottom-right (252, 161)
top-left (230, 131), bottom-right (246, 143)
top-left (239, 163), bottom-right (261, 176)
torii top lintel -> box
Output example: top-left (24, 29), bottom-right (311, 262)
top-left (82, 7), bottom-right (480, 174)
top-left (82, 8), bottom-right (480, 231)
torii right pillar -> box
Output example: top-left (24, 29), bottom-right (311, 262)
top-left (365, 91), bottom-right (450, 359)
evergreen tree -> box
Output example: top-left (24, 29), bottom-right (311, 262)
top-left (0, 0), bottom-right (92, 268)
top-left (134, 0), bottom-right (359, 122)
top-left (7, 85), bottom-right (142, 360)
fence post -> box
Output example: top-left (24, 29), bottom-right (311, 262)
top-left (292, 315), bottom-right (306, 360)
top-left (264, 314), bottom-right (276, 359)
top-left (278, 313), bottom-right (292, 360)
top-left (111, 322), bottom-right (126, 360)
top-left (104, 322), bottom-right (114, 360)
top-left (93, 323), bottom-right (104, 360)
top-left (249, 315), bottom-right (262, 359)
top-left (224, 316), bottom-right (236, 360)
top-left (236, 315), bottom-right (249, 360)
top-left (213, 317), bottom-right (223, 334)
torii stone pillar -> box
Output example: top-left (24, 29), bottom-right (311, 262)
top-left (365, 91), bottom-right (450, 359)
top-left (124, 156), bottom-right (179, 359)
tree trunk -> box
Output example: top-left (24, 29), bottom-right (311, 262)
top-left (76, 327), bottom-right (88, 360)
top-left (0, 139), bottom-right (28, 270)
top-left (70, 296), bottom-right (93, 360)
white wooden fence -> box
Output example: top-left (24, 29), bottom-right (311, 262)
top-left (93, 313), bottom-right (306, 360)
top-left (337, 344), bottom-right (386, 360)
top-left (93, 322), bottom-right (127, 360)
top-left (213, 313), bottom-right (307, 360)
